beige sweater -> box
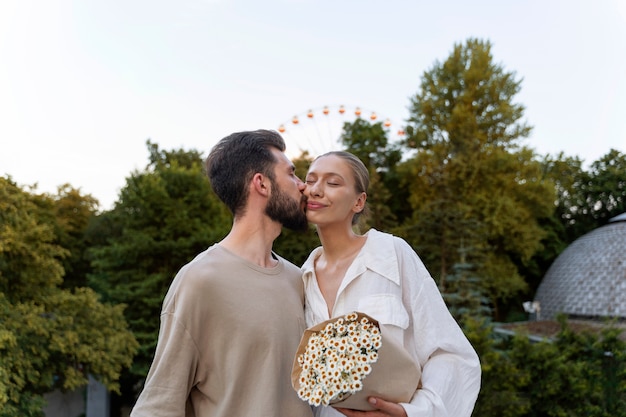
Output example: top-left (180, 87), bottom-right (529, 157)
top-left (131, 244), bottom-right (313, 417)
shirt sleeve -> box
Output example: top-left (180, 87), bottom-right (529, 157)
top-left (130, 312), bottom-right (200, 417)
top-left (395, 239), bottom-right (482, 417)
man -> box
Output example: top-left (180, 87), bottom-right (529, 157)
top-left (131, 130), bottom-right (313, 417)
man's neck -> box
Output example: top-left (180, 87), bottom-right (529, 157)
top-left (219, 217), bottom-right (281, 268)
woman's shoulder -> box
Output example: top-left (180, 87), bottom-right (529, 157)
top-left (366, 228), bottom-right (412, 251)
top-left (301, 245), bottom-right (324, 271)
top-left (365, 228), bottom-right (427, 270)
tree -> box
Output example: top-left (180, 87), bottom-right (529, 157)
top-left (340, 118), bottom-right (404, 231)
top-left (45, 184), bottom-right (100, 289)
top-left (559, 149), bottom-right (626, 240)
top-left (518, 153), bottom-right (586, 298)
top-left (0, 177), bottom-right (137, 415)
top-left (530, 149), bottom-right (626, 300)
top-left (401, 38), bottom-right (554, 319)
top-left (443, 245), bottom-right (492, 326)
top-left (463, 318), bottom-right (530, 417)
top-left (584, 149), bottom-right (626, 220)
top-left (468, 316), bottom-right (626, 417)
top-left (509, 317), bottom-right (626, 417)
top-left (87, 141), bottom-right (232, 396)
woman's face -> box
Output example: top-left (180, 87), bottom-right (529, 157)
top-left (304, 155), bottom-right (366, 226)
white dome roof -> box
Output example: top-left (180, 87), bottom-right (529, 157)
top-left (534, 214), bottom-right (626, 319)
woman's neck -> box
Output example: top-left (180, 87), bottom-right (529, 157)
top-left (316, 223), bottom-right (366, 264)
top-left (314, 224), bottom-right (368, 316)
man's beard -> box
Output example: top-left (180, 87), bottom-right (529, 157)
top-left (265, 182), bottom-right (308, 232)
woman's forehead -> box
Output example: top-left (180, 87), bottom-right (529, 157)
top-left (309, 154), bottom-right (348, 173)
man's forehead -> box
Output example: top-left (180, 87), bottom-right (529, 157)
top-left (271, 148), bottom-right (293, 168)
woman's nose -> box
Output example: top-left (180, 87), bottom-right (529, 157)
top-left (307, 182), bottom-right (321, 197)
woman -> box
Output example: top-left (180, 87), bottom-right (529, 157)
top-left (302, 151), bottom-right (481, 417)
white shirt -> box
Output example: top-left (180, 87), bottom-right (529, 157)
top-left (301, 229), bottom-right (481, 417)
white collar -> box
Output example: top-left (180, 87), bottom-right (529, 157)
top-left (302, 229), bottom-right (400, 286)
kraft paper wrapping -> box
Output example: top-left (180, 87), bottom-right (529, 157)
top-left (291, 312), bottom-right (422, 411)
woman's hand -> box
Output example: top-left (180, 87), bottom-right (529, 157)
top-left (336, 397), bottom-right (408, 417)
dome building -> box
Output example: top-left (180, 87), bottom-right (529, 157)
top-left (534, 212), bottom-right (626, 320)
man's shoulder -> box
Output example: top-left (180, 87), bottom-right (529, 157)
top-left (274, 253), bottom-right (303, 275)
top-left (166, 246), bottom-right (228, 290)
top-left (161, 246), bottom-right (236, 310)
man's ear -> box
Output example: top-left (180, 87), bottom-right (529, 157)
top-left (252, 173), bottom-right (270, 197)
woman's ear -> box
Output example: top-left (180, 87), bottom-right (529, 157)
top-left (353, 192), bottom-right (367, 213)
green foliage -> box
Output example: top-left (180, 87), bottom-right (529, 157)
top-left (443, 247), bottom-right (492, 326)
top-left (0, 178), bottom-right (66, 302)
top-left (0, 290), bottom-right (137, 391)
top-left (558, 149), bottom-right (626, 241)
top-left (405, 38), bottom-right (531, 151)
top-left (341, 118), bottom-right (403, 170)
top-left (274, 226), bottom-right (321, 267)
top-left (0, 295), bottom-right (48, 417)
top-left (582, 149), bottom-right (626, 221)
top-left (541, 149), bottom-right (626, 244)
top-left (509, 334), bottom-right (595, 416)
top-left (551, 317), bottom-right (626, 416)
top-left (468, 316), bottom-right (626, 417)
top-left (401, 38), bottom-right (555, 319)
top-left (0, 177), bottom-right (137, 415)
top-left (464, 318), bottom-right (531, 417)
top-left (340, 118), bottom-right (404, 231)
top-left (51, 185), bottom-right (100, 289)
top-left (87, 142), bottom-right (232, 386)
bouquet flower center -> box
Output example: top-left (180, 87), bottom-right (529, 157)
top-left (296, 312), bottom-right (382, 406)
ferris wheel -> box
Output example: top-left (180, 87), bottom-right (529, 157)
top-left (277, 105), bottom-right (406, 158)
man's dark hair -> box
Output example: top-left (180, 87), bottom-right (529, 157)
top-left (205, 129), bottom-right (286, 216)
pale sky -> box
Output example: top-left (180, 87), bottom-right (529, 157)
top-left (1, 0), bottom-right (625, 210)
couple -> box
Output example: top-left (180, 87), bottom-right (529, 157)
top-left (130, 129), bottom-right (481, 417)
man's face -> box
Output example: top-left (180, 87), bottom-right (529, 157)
top-left (265, 149), bottom-right (308, 232)
top-left (266, 179), bottom-right (308, 231)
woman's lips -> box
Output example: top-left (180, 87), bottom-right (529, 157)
top-left (306, 201), bottom-right (326, 210)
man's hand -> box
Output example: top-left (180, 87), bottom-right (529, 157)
top-left (336, 397), bottom-right (408, 417)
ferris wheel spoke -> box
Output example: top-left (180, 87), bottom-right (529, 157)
top-left (278, 105), bottom-right (405, 158)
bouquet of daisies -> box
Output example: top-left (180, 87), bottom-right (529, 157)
top-left (291, 312), bottom-right (421, 410)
